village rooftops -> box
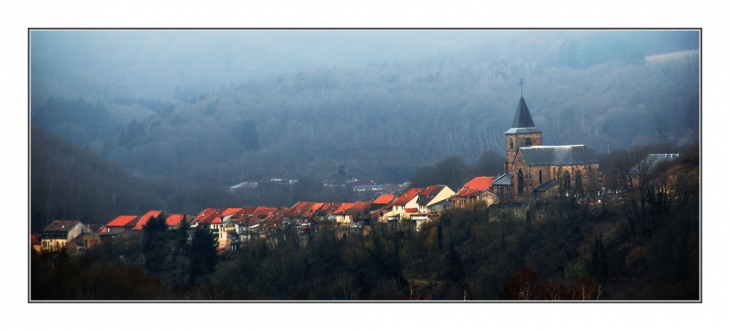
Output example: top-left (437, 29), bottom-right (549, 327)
top-left (132, 210), bottom-right (163, 230)
top-left (165, 214), bottom-right (186, 227)
top-left (518, 145), bottom-right (598, 166)
top-left (193, 208), bottom-right (222, 224)
top-left (389, 188), bottom-right (424, 206)
top-left (455, 177), bottom-right (496, 197)
top-left (106, 215), bottom-right (140, 228)
top-left (372, 194), bottom-right (396, 205)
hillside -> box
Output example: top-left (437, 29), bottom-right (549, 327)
top-left (31, 31), bottom-right (700, 189)
top-left (30, 126), bottom-right (241, 232)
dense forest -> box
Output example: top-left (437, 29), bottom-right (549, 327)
top-left (31, 143), bottom-right (699, 300)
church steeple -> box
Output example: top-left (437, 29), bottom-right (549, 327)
top-left (511, 96), bottom-right (536, 129)
top-left (504, 93), bottom-right (543, 174)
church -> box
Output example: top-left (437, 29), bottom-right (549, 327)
top-left (491, 94), bottom-right (601, 201)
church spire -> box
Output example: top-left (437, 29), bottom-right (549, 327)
top-left (511, 95), bottom-right (536, 129)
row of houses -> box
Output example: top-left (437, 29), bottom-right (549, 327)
top-left (32, 176), bottom-right (509, 255)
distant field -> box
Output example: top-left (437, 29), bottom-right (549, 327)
top-left (646, 49), bottom-right (699, 63)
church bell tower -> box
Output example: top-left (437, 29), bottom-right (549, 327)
top-left (504, 94), bottom-right (542, 174)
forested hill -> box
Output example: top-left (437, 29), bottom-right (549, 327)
top-left (30, 126), bottom-right (241, 233)
top-left (31, 32), bottom-right (700, 187)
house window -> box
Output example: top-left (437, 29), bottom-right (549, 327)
top-left (564, 171), bottom-right (571, 190)
top-left (509, 138), bottom-right (514, 150)
top-left (575, 171), bottom-right (582, 193)
top-left (517, 169), bottom-right (524, 195)
top-left (539, 170), bottom-right (542, 184)
top-left (525, 138), bottom-right (532, 147)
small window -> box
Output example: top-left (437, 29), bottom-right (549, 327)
top-left (525, 138), bottom-right (532, 147)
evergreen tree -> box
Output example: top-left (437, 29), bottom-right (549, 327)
top-left (142, 213), bottom-right (168, 276)
top-left (189, 227), bottom-right (218, 285)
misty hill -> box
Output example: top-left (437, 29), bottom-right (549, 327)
top-left (30, 126), bottom-right (242, 232)
top-left (31, 31), bottom-right (700, 189)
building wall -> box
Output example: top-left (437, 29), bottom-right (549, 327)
top-left (511, 153), bottom-right (600, 199)
top-left (418, 186), bottom-right (455, 213)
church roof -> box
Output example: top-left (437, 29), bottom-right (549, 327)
top-left (519, 145), bottom-right (599, 166)
top-left (505, 96), bottom-right (542, 134)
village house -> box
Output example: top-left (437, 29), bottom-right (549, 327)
top-left (131, 210), bottom-right (163, 231)
top-left (452, 177), bottom-right (498, 208)
top-left (333, 201), bottom-right (372, 227)
top-left (105, 215), bottom-right (140, 232)
top-left (416, 185), bottom-right (455, 214)
top-left (376, 188), bottom-right (424, 223)
top-left (41, 220), bottom-right (90, 253)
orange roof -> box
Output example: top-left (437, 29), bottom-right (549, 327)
top-left (165, 214), bottom-right (184, 227)
top-left (221, 208), bottom-right (243, 217)
top-left (133, 210), bottom-right (163, 231)
top-left (304, 202), bottom-right (325, 218)
top-left (372, 194), bottom-right (395, 205)
top-left (418, 185), bottom-right (441, 197)
top-left (391, 188), bottom-right (424, 206)
top-left (194, 208), bottom-right (222, 224)
top-left (333, 202), bottom-right (355, 215)
top-left (343, 201), bottom-right (372, 215)
top-left (106, 215), bottom-right (139, 227)
top-left (455, 177), bottom-right (496, 197)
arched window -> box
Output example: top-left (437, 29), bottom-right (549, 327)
top-left (539, 170), bottom-right (543, 184)
top-left (517, 169), bottom-right (524, 195)
top-left (525, 137), bottom-right (532, 147)
top-left (509, 138), bottom-right (514, 150)
top-left (563, 170), bottom-right (571, 190)
top-left (575, 171), bottom-right (582, 193)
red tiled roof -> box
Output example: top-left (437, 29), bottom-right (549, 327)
top-left (246, 207), bottom-right (278, 225)
top-left (221, 208), bottom-right (243, 217)
top-left (391, 188), bottom-right (424, 206)
top-left (284, 201), bottom-right (313, 218)
top-left (372, 194), bottom-right (395, 205)
top-left (133, 210), bottom-right (163, 230)
top-left (194, 208), bottom-right (222, 224)
top-left (341, 201), bottom-right (372, 215)
top-left (304, 202), bottom-right (325, 218)
top-left (455, 177), bottom-right (496, 197)
top-left (106, 215), bottom-right (138, 227)
top-left (333, 202), bottom-right (355, 215)
top-left (165, 214), bottom-right (184, 227)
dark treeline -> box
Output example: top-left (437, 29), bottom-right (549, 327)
top-left (31, 143), bottom-right (698, 300)
top-left (31, 126), bottom-right (362, 232)
top-left (31, 32), bottom-right (699, 189)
